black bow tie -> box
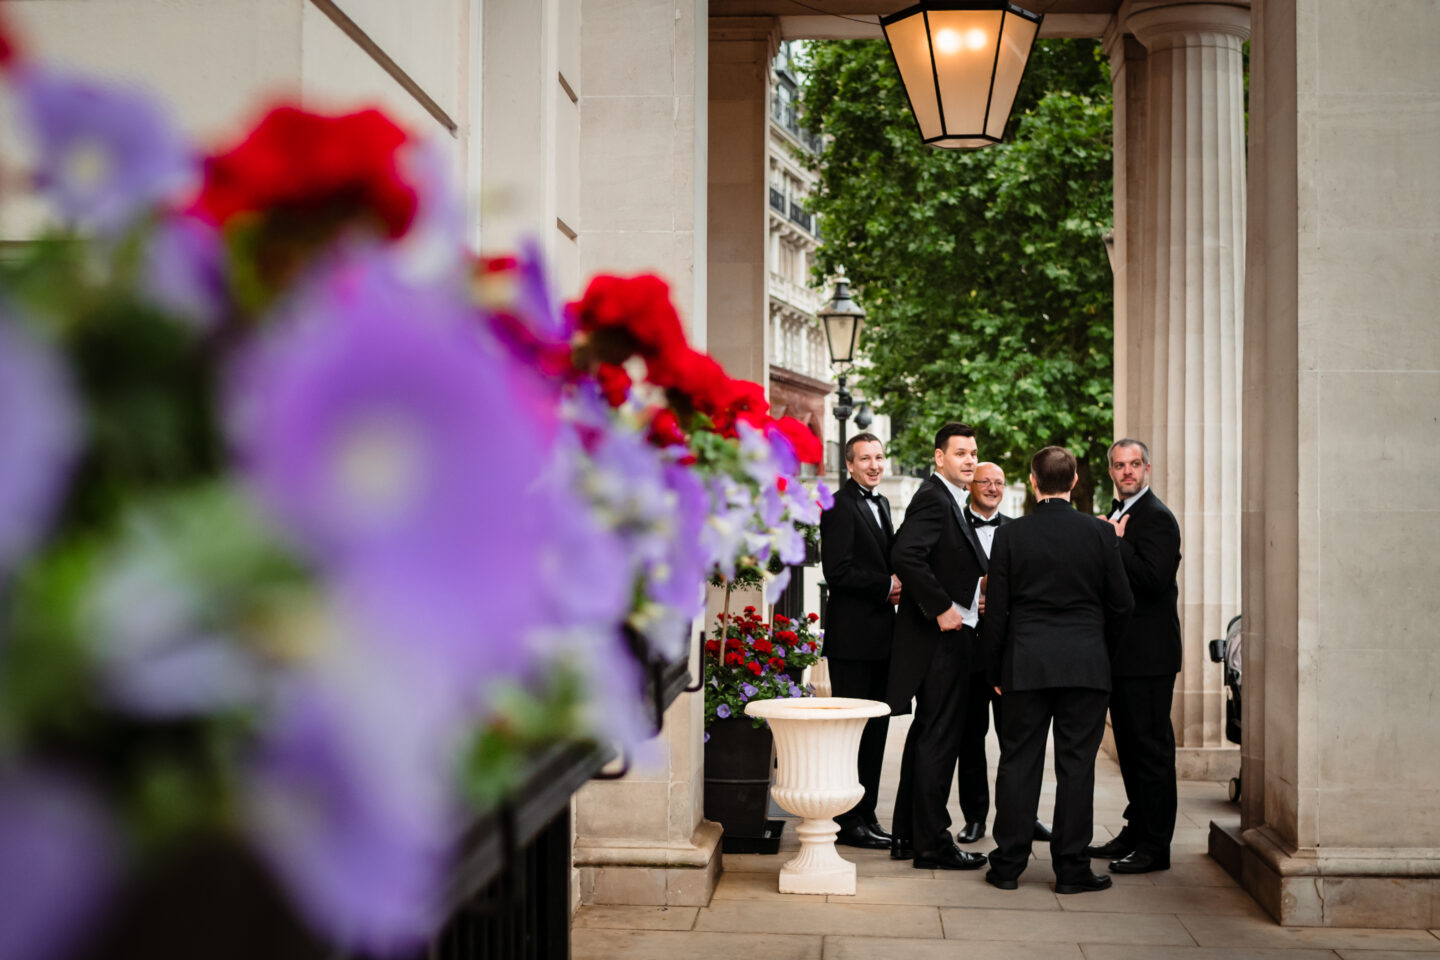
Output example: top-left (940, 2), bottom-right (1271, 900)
top-left (967, 511), bottom-right (1000, 528)
top-left (1110, 498), bottom-right (1124, 516)
top-left (859, 488), bottom-right (882, 502)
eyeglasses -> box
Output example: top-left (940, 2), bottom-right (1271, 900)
top-left (973, 480), bottom-right (1006, 488)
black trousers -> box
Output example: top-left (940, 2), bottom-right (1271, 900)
top-left (826, 657), bottom-right (890, 829)
top-left (957, 669), bottom-right (998, 825)
top-left (1110, 673), bottom-right (1178, 857)
top-left (891, 628), bottom-right (970, 853)
top-left (988, 686), bottom-right (1108, 884)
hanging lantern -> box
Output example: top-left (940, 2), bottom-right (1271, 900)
top-left (880, 1), bottom-right (1043, 149)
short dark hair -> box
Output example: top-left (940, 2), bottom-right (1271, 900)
top-left (1030, 446), bottom-right (1078, 495)
top-left (933, 421), bottom-right (975, 454)
top-left (845, 432), bottom-right (884, 461)
top-left (1108, 438), bottom-right (1151, 465)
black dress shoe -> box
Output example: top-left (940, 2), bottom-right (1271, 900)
top-left (1032, 820), bottom-right (1052, 842)
top-left (836, 823), bottom-right (892, 849)
top-left (913, 843), bottom-right (987, 871)
top-left (1108, 850), bottom-right (1170, 874)
top-left (1054, 872), bottom-right (1113, 894)
top-left (863, 821), bottom-right (893, 843)
top-left (955, 820), bottom-right (985, 844)
top-left (1084, 831), bottom-right (1135, 860)
top-left (984, 869), bottom-right (1018, 890)
top-left (889, 838), bottom-right (914, 861)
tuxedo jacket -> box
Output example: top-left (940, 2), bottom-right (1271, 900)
top-left (819, 478), bottom-right (896, 662)
top-left (884, 474), bottom-right (988, 713)
top-left (1110, 489), bottom-right (1183, 677)
top-left (981, 499), bottom-right (1134, 692)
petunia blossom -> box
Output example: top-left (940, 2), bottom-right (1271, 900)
top-left (228, 250), bottom-right (557, 684)
top-left (0, 316), bottom-right (79, 573)
top-left (14, 66), bottom-right (192, 232)
top-left (0, 769), bottom-right (120, 960)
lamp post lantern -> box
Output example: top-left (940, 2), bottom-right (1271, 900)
top-left (880, 1), bottom-right (1043, 150)
top-left (819, 274), bottom-right (866, 488)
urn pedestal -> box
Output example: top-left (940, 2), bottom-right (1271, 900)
top-left (743, 696), bottom-right (889, 895)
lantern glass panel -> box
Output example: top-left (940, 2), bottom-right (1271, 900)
top-left (985, 11), bottom-right (1040, 139)
top-left (929, 9), bottom-right (1003, 136)
top-left (883, 13), bottom-right (943, 140)
top-left (823, 314), bottom-right (859, 364)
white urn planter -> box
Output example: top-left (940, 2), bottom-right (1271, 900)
top-left (743, 696), bottom-right (889, 895)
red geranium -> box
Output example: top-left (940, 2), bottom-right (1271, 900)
top-left (772, 416), bottom-right (823, 465)
top-left (573, 274), bottom-right (687, 361)
top-left (595, 363), bottom-right (632, 407)
top-left (753, 638), bottom-right (773, 655)
top-left (807, 613), bottom-right (820, 622)
top-left (746, 661), bottom-right (763, 676)
top-left (726, 652), bottom-right (743, 667)
top-left (0, 8), bottom-right (19, 71)
top-left (195, 106), bottom-right (417, 238)
top-left (704, 640), bottom-right (720, 655)
top-left (767, 657), bottom-right (785, 672)
top-left (648, 408), bottom-right (687, 448)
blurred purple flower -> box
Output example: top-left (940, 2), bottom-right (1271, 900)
top-left (759, 483), bottom-right (785, 529)
top-left (783, 479), bottom-right (822, 525)
top-left (516, 238), bottom-right (570, 340)
top-left (789, 684), bottom-right (803, 698)
top-left (142, 215), bottom-right (226, 329)
top-left (229, 252), bottom-right (557, 680)
top-left (0, 317), bottom-right (79, 573)
top-left (816, 479), bottom-right (835, 511)
top-left (394, 138), bottom-right (467, 285)
top-left (243, 640), bottom-right (462, 955)
top-left (774, 524), bottom-right (806, 567)
top-left (774, 645), bottom-right (787, 658)
top-left (0, 770), bottom-right (120, 960)
top-left (14, 66), bottom-right (192, 232)
top-left (765, 426), bottom-right (800, 478)
top-left (741, 683), bottom-right (758, 699)
top-left (715, 703), bottom-right (731, 719)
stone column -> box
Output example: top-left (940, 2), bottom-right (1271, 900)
top-left (707, 17), bottom-right (777, 386)
top-left (1120, 1), bottom-right (1248, 780)
top-left (571, 0), bottom-right (723, 908)
top-left (1212, 0), bottom-right (1440, 928)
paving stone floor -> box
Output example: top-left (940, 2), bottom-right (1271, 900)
top-left (573, 715), bottom-right (1440, 959)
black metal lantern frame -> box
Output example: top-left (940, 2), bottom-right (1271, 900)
top-left (880, 0), bottom-right (1044, 149)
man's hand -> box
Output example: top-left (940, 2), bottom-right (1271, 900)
top-left (887, 575), bottom-right (902, 605)
top-left (1104, 514), bottom-right (1131, 538)
top-left (993, 686), bottom-right (1002, 697)
top-left (977, 574), bottom-right (988, 614)
top-left (936, 606), bottom-right (964, 632)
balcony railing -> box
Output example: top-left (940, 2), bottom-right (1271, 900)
top-left (769, 186), bottom-right (786, 214)
top-left (788, 201), bottom-right (813, 234)
top-left (771, 97), bottom-right (822, 155)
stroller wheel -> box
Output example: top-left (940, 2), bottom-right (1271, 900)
top-left (1228, 776), bottom-right (1241, 803)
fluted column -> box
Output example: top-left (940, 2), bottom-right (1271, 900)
top-left (1124, 2), bottom-right (1248, 775)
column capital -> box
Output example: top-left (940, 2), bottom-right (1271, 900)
top-left (1123, 1), bottom-right (1251, 51)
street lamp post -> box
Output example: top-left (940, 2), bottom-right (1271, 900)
top-left (819, 274), bottom-right (866, 489)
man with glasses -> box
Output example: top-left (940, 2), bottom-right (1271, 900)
top-left (954, 463), bottom-right (1053, 848)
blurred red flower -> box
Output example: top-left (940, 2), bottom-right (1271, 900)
top-left (195, 106), bottom-right (417, 238)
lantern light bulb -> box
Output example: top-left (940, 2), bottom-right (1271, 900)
top-left (935, 28), bottom-right (962, 54)
top-left (966, 27), bottom-right (990, 50)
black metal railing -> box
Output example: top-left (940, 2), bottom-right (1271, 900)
top-left (769, 186), bottom-right (786, 214)
top-left (788, 201), bottom-right (813, 234)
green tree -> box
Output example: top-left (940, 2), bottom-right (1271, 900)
top-left (799, 39), bottom-right (1114, 511)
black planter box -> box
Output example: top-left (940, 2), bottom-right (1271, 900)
top-left (703, 717), bottom-right (775, 845)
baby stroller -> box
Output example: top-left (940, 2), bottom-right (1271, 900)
top-left (1208, 614), bottom-right (1243, 801)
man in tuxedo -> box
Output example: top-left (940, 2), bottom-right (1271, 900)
top-left (954, 463), bottom-right (1053, 847)
top-left (820, 432), bottom-right (900, 850)
top-left (884, 422), bottom-right (989, 871)
top-left (1084, 439), bottom-right (1183, 874)
top-left (982, 446), bottom-right (1133, 894)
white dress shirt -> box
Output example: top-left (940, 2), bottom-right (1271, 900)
top-left (857, 482), bottom-right (883, 529)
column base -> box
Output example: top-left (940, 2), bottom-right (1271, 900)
top-left (1209, 821), bottom-right (1440, 928)
top-left (1099, 723), bottom-right (1239, 781)
top-left (574, 819), bottom-right (723, 907)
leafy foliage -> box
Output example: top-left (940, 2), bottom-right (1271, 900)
top-left (798, 39), bottom-right (1115, 510)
